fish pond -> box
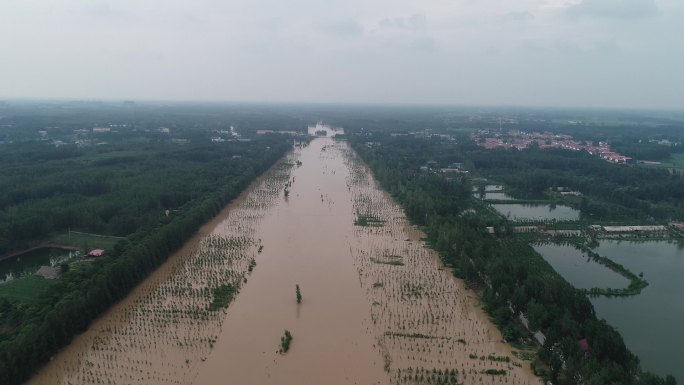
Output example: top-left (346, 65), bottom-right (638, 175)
top-left (492, 203), bottom-right (580, 221)
top-left (0, 247), bottom-right (77, 283)
top-left (535, 240), bottom-right (684, 382)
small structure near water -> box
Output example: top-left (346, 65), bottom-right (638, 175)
top-left (601, 225), bottom-right (667, 234)
top-left (87, 249), bottom-right (105, 258)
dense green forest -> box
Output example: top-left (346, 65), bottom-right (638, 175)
top-left (0, 103), bottom-right (293, 384)
top-left (0, 140), bottom-right (290, 253)
top-left (349, 133), bottom-right (677, 385)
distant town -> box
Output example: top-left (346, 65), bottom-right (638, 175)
top-left (472, 129), bottom-right (633, 164)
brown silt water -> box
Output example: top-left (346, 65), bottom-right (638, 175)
top-left (26, 136), bottom-right (540, 385)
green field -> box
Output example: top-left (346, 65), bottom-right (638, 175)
top-left (660, 153), bottom-right (684, 168)
top-left (641, 153), bottom-right (684, 169)
top-left (51, 232), bottom-right (123, 252)
top-left (0, 276), bottom-right (55, 301)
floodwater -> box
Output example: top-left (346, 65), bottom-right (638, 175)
top-left (492, 203), bottom-right (579, 221)
top-left (532, 244), bottom-right (630, 290)
top-left (26, 138), bottom-right (540, 385)
top-left (589, 241), bottom-right (684, 382)
top-left (0, 247), bottom-right (77, 282)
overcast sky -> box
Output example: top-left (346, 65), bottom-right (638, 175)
top-left (1, 0), bottom-right (682, 109)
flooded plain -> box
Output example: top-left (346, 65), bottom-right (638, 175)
top-left (26, 138), bottom-right (539, 385)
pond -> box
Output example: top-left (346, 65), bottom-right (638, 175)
top-left (533, 243), bottom-right (630, 290)
top-left (0, 247), bottom-right (78, 283)
top-left (492, 203), bottom-right (580, 221)
top-left (472, 184), bottom-right (504, 192)
top-left (474, 192), bottom-right (515, 200)
top-left (589, 240), bottom-right (684, 382)
top-left (534, 240), bottom-right (684, 382)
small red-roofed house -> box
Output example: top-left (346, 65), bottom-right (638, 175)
top-left (88, 249), bottom-right (105, 258)
top-left (578, 338), bottom-right (590, 353)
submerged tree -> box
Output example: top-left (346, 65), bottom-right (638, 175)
top-left (296, 284), bottom-right (302, 304)
top-left (279, 330), bottom-right (293, 353)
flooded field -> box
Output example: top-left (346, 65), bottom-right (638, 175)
top-left (27, 138), bottom-right (539, 385)
top-left (492, 203), bottom-right (579, 221)
top-left (343, 145), bottom-right (540, 385)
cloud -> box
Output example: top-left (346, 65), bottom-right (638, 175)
top-left (565, 0), bottom-right (659, 20)
top-left (317, 19), bottom-right (364, 38)
top-left (379, 13), bottom-right (427, 31)
top-left (502, 11), bottom-right (534, 22)
top-left (83, 1), bottom-right (131, 21)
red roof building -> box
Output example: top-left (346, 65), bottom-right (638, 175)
top-left (88, 249), bottom-right (105, 258)
top-left (578, 338), bottom-right (590, 353)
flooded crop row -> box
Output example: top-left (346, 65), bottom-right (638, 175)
top-left (342, 144), bottom-right (540, 385)
top-left (27, 154), bottom-right (297, 385)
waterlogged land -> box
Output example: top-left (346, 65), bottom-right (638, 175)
top-left (27, 138), bottom-right (539, 385)
top-left (26, 152), bottom-right (297, 385)
top-left (343, 145), bottom-right (540, 385)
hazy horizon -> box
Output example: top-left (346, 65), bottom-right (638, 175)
top-left (2, 0), bottom-right (683, 110)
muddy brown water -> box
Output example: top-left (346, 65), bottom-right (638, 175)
top-left (26, 138), bottom-right (540, 385)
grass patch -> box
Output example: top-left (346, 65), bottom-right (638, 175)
top-left (482, 369), bottom-right (507, 375)
top-left (354, 214), bottom-right (386, 227)
top-left (208, 284), bottom-right (236, 311)
top-left (384, 331), bottom-right (448, 340)
top-left (643, 153), bottom-right (684, 169)
top-left (0, 276), bottom-right (55, 301)
top-left (51, 232), bottom-right (122, 251)
top-left (370, 257), bottom-right (404, 266)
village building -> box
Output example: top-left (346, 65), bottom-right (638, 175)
top-left (87, 249), bottom-right (105, 258)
